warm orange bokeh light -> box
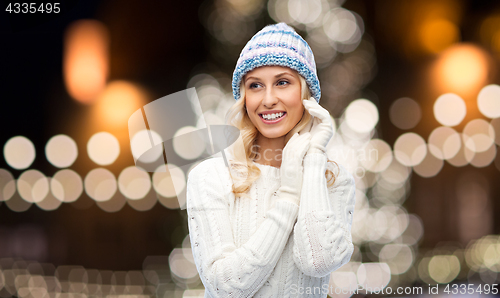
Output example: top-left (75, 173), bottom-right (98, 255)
top-left (95, 81), bottom-right (148, 128)
top-left (480, 14), bottom-right (500, 52)
top-left (64, 20), bottom-right (109, 104)
top-left (419, 18), bottom-right (459, 54)
top-left (432, 43), bottom-right (490, 97)
top-left (383, 0), bottom-right (463, 58)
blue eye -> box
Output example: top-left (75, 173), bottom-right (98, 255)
top-left (249, 83), bottom-right (260, 89)
top-left (277, 80), bottom-right (289, 86)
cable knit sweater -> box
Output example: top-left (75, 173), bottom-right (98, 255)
top-left (186, 152), bottom-right (355, 297)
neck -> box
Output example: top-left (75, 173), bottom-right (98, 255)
top-left (253, 133), bottom-right (286, 168)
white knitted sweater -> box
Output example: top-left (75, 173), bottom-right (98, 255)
top-left (186, 152), bottom-right (355, 297)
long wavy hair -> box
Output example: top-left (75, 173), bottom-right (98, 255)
top-left (224, 72), bottom-right (338, 199)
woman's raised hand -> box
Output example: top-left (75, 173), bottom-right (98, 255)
top-left (278, 132), bottom-right (311, 205)
top-left (302, 97), bottom-right (334, 155)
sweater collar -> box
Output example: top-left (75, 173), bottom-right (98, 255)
top-left (253, 161), bottom-right (280, 179)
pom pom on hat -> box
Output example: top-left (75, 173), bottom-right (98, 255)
top-left (231, 22), bottom-right (321, 103)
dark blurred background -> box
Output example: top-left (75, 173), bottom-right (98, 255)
top-left (1, 0), bottom-right (500, 297)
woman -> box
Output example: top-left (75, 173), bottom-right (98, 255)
top-left (186, 23), bottom-right (356, 297)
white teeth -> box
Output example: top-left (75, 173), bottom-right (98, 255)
top-left (262, 112), bottom-right (284, 120)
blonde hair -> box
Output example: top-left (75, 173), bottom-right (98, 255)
top-left (224, 73), bottom-right (338, 199)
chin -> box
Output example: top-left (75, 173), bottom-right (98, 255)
top-left (259, 129), bottom-right (288, 139)
top-left (263, 134), bottom-right (284, 139)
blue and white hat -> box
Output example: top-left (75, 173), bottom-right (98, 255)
top-left (231, 22), bottom-right (321, 103)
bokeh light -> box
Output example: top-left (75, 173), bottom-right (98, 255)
top-left (379, 244), bottom-right (414, 275)
top-left (328, 270), bottom-right (358, 297)
top-left (17, 170), bottom-right (49, 203)
top-left (157, 194), bottom-right (182, 210)
top-left (142, 256), bottom-right (169, 286)
top-left (69, 267), bottom-right (89, 292)
top-left (433, 93), bottom-right (466, 127)
top-left (36, 181), bottom-right (63, 211)
top-left (328, 135), bottom-right (360, 171)
top-left (225, 0), bottom-right (265, 16)
top-left (202, 7), bottom-right (257, 46)
top-left (5, 190), bottom-right (32, 212)
top-left (127, 188), bottom-right (157, 212)
top-left (51, 169), bottom-right (83, 203)
top-left (172, 126), bottom-right (207, 160)
top-left (418, 257), bottom-right (433, 284)
top-left (344, 99), bottom-right (379, 133)
top-left (389, 97), bottom-right (421, 130)
top-left (87, 132), bottom-right (120, 166)
top-left (0, 168), bottom-right (16, 202)
top-left (118, 166), bottom-right (151, 200)
top-left (447, 133), bottom-right (475, 167)
top-left (477, 84), bottom-right (500, 119)
top-left (469, 143), bottom-right (496, 168)
top-left (433, 44), bottom-right (490, 96)
top-left (63, 20), bottom-right (109, 104)
top-left (152, 164), bottom-right (186, 198)
top-left (379, 206), bottom-right (409, 243)
top-left (168, 248), bottom-right (198, 280)
top-left (428, 255), bottom-right (460, 284)
top-left (45, 135), bottom-right (78, 168)
top-left (95, 81), bottom-right (148, 127)
top-left (379, 159), bottom-right (411, 187)
top-left (465, 235), bottom-right (500, 273)
top-left (402, 214), bottom-right (424, 246)
top-left (267, 0), bottom-right (293, 24)
top-left (480, 14), bottom-right (500, 55)
top-left (288, 0), bottom-right (323, 25)
top-left (393, 133), bottom-right (427, 167)
top-left (306, 28), bottom-right (338, 68)
top-left (84, 168), bottom-right (117, 202)
top-left (3, 136), bottom-right (36, 170)
top-left (356, 263), bottom-right (391, 290)
top-left (96, 192), bottom-right (126, 212)
top-left (462, 119), bottom-right (495, 153)
top-left (419, 18), bottom-right (459, 54)
top-left (428, 126), bottom-right (461, 160)
top-left (323, 8), bottom-right (359, 44)
top-left (413, 145), bottom-right (444, 178)
top-left (359, 139), bottom-right (393, 173)
top-left (130, 129), bottom-right (163, 163)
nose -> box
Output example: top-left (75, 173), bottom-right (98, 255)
top-left (262, 88), bottom-right (278, 108)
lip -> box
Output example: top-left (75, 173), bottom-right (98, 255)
top-left (259, 110), bottom-right (285, 115)
top-left (259, 112), bottom-right (287, 124)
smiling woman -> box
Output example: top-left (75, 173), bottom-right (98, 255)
top-left (186, 22), bottom-right (356, 298)
top-left (243, 66), bottom-right (305, 167)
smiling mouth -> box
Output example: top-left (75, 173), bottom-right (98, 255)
top-left (259, 112), bottom-right (287, 123)
top-left (259, 112), bottom-right (286, 121)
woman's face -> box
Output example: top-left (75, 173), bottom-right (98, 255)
top-left (243, 66), bottom-right (304, 140)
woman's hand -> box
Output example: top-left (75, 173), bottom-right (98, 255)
top-left (278, 132), bottom-right (311, 205)
top-left (302, 97), bottom-right (334, 155)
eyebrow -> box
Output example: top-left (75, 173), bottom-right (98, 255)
top-left (244, 72), bottom-right (295, 82)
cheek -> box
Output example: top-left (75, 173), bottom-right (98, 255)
top-left (245, 97), bottom-right (257, 113)
top-left (290, 87), bottom-right (303, 108)
top-left (290, 99), bottom-right (304, 115)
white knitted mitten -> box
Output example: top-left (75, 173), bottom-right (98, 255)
top-left (302, 97), bottom-right (334, 155)
top-left (278, 132), bottom-right (311, 205)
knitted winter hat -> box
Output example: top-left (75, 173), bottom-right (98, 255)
top-left (231, 22), bottom-right (321, 103)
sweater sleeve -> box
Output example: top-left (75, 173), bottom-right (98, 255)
top-left (186, 159), bottom-right (299, 297)
top-left (292, 152), bottom-right (355, 278)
